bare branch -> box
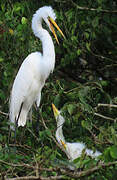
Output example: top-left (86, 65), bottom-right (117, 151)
top-left (0, 110), bottom-right (8, 116)
top-left (98, 103), bottom-right (117, 108)
top-left (27, 128), bottom-right (40, 143)
top-left (0, 160), bottom-right (34, 169)
top-left (6, 176), bottom-right (39, 180)
top-left (6, 175), bottom-right (63, 180)
top-left (94, 112), bottom-right (116, 121)
top-left (69, 0), bottom-right (117, 13)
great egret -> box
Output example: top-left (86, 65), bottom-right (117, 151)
top-left (9, 6), bottom-right (65, 130)
top-left (52, 104), bottom-right (101, 161)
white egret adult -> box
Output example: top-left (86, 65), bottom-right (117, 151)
top-left (9, 6), bottom-right (65, 130)
top-left (52, 104), bottom-right (101, 161)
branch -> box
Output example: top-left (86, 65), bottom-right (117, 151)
top-left (69, 0), bottom-right (117, 13)
top-left (60, 161), bottom-right (117, 178)
top-left (6, 175), bottom-right (63, 180)
top-left (27, 128), bottom-right (40, 143)
top-left (1, 160), bottom-right (62, 180)
top-left (6, 176), bottom-right (39, 180)
top-left (94, 112), bottom-right (116, 122)
top-left (1, 159), bottom-right (117, 179)
top-left (0, 110), bottom-right (8, 116)
top-left (0, 159), bottom-right (57, 172)
top-left (9, 143), bottom-right (37, 153)
top-left (98, 103), bottom-right (117, 108)
top-left (0, 160), bottom-right (34, 169)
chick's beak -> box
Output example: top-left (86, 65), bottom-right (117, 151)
top-left (52, 103), bottom-right (59, 118)
top-left (48, 17), bottom-right (65, 44)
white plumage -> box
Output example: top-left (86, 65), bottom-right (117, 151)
top-left (9, 6), bottom-right (64, 129)
top-left (52, 104), bottom-right (102, 161)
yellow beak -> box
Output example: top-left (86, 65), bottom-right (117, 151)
top-left (48, 17), bottom-right (65, 44)
top-left (52, 103), bottom-right (59, 118)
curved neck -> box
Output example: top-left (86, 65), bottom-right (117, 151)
top-left (56, 127), bottom-right (66, 144)
top-left (39, 27), bottom-right (55, 59)
top-left (56, 115), bottom-right (66, 144)
top-left (32, 15), bottom-right (55, 72)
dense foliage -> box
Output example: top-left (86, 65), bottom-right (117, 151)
top-left (0, 0), bottom-right (117, 179)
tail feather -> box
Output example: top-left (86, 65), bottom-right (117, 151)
top-left (86, 148), bottom-right (102, 158)
top-left (10, 101), bottom-right (28, 130)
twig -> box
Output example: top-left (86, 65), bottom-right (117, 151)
top-left (9, 143), bottom-right (37, 153)
top-left (94, 112), bottom-right (116, 122)
top-left (6, 176), bottom-right (38, 180)
top-left (27, 128), bottom-right (40, 143)
top-left (33, 155), bottom-right (39, 178)
top-left (0, 160), bottom-right (34, 169)
top-left (98, 103), bottom-right (117, 108)
top-left (86, 127), bottom-right (102, 144)
top-left (0, 110), bottom-right (8, 116)
top-left (90, 51), bottom-right (113, 62)
top-left (69, 0), bottom-right (117, 13)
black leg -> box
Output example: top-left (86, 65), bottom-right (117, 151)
top-left (35, 109), bottom-right (40, 136)
top-left (14, 120), bottom-right (17, 145)
top-left (14, 102), bottom-right (23, 144)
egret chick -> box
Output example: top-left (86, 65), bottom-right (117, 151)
top-left (52, 104), bottom-right (101, 161)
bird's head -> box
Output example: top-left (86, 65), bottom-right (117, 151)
top-left (52, 103), bottom-right (67, 149)
top-left (52, 103), bottom-right (65, 124)
top-left (35, 6), bottom-right (65, 44)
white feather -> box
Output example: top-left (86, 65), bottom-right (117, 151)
top-left (55, 110), bottom-right (101, 161)
top-left (10, 6), bottom-right (56, 129)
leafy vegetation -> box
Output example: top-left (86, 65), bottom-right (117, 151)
top-left (0, 0), bottom-right (117, 179)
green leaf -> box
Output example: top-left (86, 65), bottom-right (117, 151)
top-left (81, 120), bottom-right (91, 130)
top-left (113, 97), bottom-right (117, 104)
top-left (14, 6), bottom-right (21, 12)
top-left (13, 3), bottom-right (21, 12)
top-left (86, 42), bottom-right (91, 51)
top-left (84, 32), bottom-right (89, 39)
top-left (77, 49), bottom-right (81, 55)
top-left (84, 103), bottom-right (93, 113)
top-left (45, 129), bottom-right (52, 137)
top-left (21, 17), bottom-right (28, 25)
top-left (100, 80), bottom-right (108, 87)
top-left (67, 104), bottom-right (75, 115)
top-left (81, 20), bottom-right (86, 25)
top-left (0, 90), bottom-right (5, 100)
top-left (1, 2), bottom-right (5, 12)
top-left (103, 147), bottom-right (112, 162)
top-left (54, 94), bottom-right (61, 107)
top-left (0, 57), bottom-right (4, 62)
top-left (92, 17), bottom-right (99, 28)
top-left (98, 0), bottom-right (102, 4)
top-left (110, 146), bottom-right (117, 159)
